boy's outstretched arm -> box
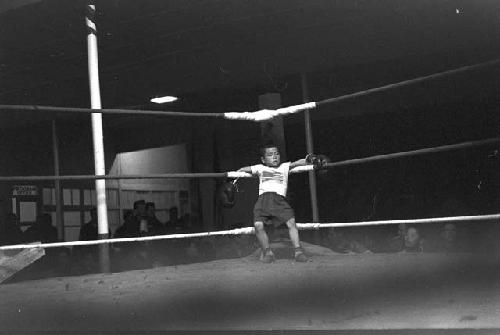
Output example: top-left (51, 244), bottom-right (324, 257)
top-left (289, 158), bottom-right (307, 169)
top-left (237, 166), bottom-right (253, 174)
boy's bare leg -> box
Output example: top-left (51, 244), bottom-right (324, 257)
top-left (286, 218), bottom-right (309, 262)
top-left (255, 221), bottom-right (274, 262)
top-left (254, 221), bottom-right (270, 249)
top-left (286, 218), bottom-right (301, 248)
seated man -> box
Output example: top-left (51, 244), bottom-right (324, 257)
top-left (428, 223), bottom-right (462, 253)
top-left (25, 213), bottom-right (57, 244)
top-left (0, 213), bottom-right (23, 246)
top-left (145, 202), bottom-right (164, 235)
top-left (385, 225), bottom-right (425, 253)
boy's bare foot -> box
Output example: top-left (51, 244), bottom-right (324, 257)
top-left (261, 248), bottom-right (275, 263)
top-left (294, 247), bottom-right (309, 262)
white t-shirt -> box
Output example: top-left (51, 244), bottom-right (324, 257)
top-left (251, 162), bottom-right (291, 197)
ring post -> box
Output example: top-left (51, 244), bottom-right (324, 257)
top-left (51, 120), bottom-right (64, 241)
top-left (301, 74), bottom-right (320, 243)
top-left (86, 0), bottom-right (110, 273)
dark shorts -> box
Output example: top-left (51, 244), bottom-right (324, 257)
top-left (253, 192), bottom-right (295, 227)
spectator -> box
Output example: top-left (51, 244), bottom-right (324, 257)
top-left (181, 213), bottom-right (196, 233)
top-left (114, 210), bottom-right (148, 270)
top-left (385, 225), bottom-right (424, 252)
top-left (79, 207), bottom-right (98, 241)
top-left (133, 200), bottom-right (149, 236)
top-left (24, 213), bottom-right (57, 244)
top-left (428, 223), bottom-right (463, 253)
top-left (0, 213), bottom-right (23, 246)
top-left (165, 206), bottom-right (182, 233)
top-left (114, 210), bottom-right (140, 238)
top-left (403, 226), bottom-right (424, 252)
top-left (145, 202), bottom-right (164, 235)
top-left (439, 223), bottom-right (458, 252)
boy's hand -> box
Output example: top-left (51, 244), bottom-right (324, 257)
top-left (217, 180), bottom-right (237, 208)
top-left (305, 154), bottom-right (330, 169)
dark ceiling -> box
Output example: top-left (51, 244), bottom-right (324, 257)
top-left (1, 0), bottom-right (500, 127)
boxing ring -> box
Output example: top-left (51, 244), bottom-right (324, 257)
top-left (1, 61), bottom-right (500, 331)
top-left (1, 2), bottom-right (500, 332)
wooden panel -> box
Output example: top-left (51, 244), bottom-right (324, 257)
top-left (0, 244), bottom-right (45, 284)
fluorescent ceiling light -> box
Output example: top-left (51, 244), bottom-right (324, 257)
top-left (151, 96), bottom-right (178, 104)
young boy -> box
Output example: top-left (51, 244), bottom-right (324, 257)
top-left (238, 144), bottom-right (313, 263)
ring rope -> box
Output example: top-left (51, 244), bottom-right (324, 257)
top-left (0, 104), bottom-right (224, 118)
top-left (0, 166), bottom-right (313, 182)
top-left (314, 57), bottom-right (500, 108)
top-left (1, 58), bottom-right (499, 122)
top-left (0, 137), bottom-right (496, 182)
top-left (1, 213), bottom-right (499, 251)
top-left (324, 137), bottom-right (500, 168)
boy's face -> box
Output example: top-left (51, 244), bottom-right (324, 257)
top-left (261, 147), bottom-right (280, 167)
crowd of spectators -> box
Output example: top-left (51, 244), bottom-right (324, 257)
top-left (1, 189), bottom-right (500, 282)
top-left (54, 200), bottom-right (256, 276)
top-left (318, 222), bottom-right (466, 254)
top-left (0, 212), bottom-right (58, 246)
top-left (0, 202), bottom-right (258, 281)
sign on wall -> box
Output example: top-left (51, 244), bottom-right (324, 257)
top-left (13, 185), bottom-right (38, 196)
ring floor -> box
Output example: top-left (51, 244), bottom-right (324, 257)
top-left (1, 243), bottom-right (499, 332)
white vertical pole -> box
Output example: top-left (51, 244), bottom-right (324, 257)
top-left (86, 0), bottom-right (110, 271)
top-left (301, 74), bottom-right (320, 223)
top-left (51, 120), bottom-right (64, 241)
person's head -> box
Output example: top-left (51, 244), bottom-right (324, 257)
top-left (169, 206), bottom-right (178, 220)
top-left (123, 210), bottom-right (134, 223)
top-left (260, 145), bottom-right (280, 167)
top-left (441, 223), bottom-right (457, 243)
top-left (90, 207), bottom-right (97, 220)
top-left (405, 226), bottom-right (421, 248)
top-left (35, 214), bottom-right (45, 226)
top-left (145, 202), bottom-right (156, 217)
top-left (133, 200), bottom-right (146, 216)
top-left (40, 213), bottom-right (52, 226)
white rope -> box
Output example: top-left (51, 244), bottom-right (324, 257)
top-left (0, 227), bottom-right (256, 251)
top-left (1, 213), bottom-right (499, 251)
top-left (224, 102), bottom-right (316, 122)
top-left (297, 213), bottom-right (500, 230)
